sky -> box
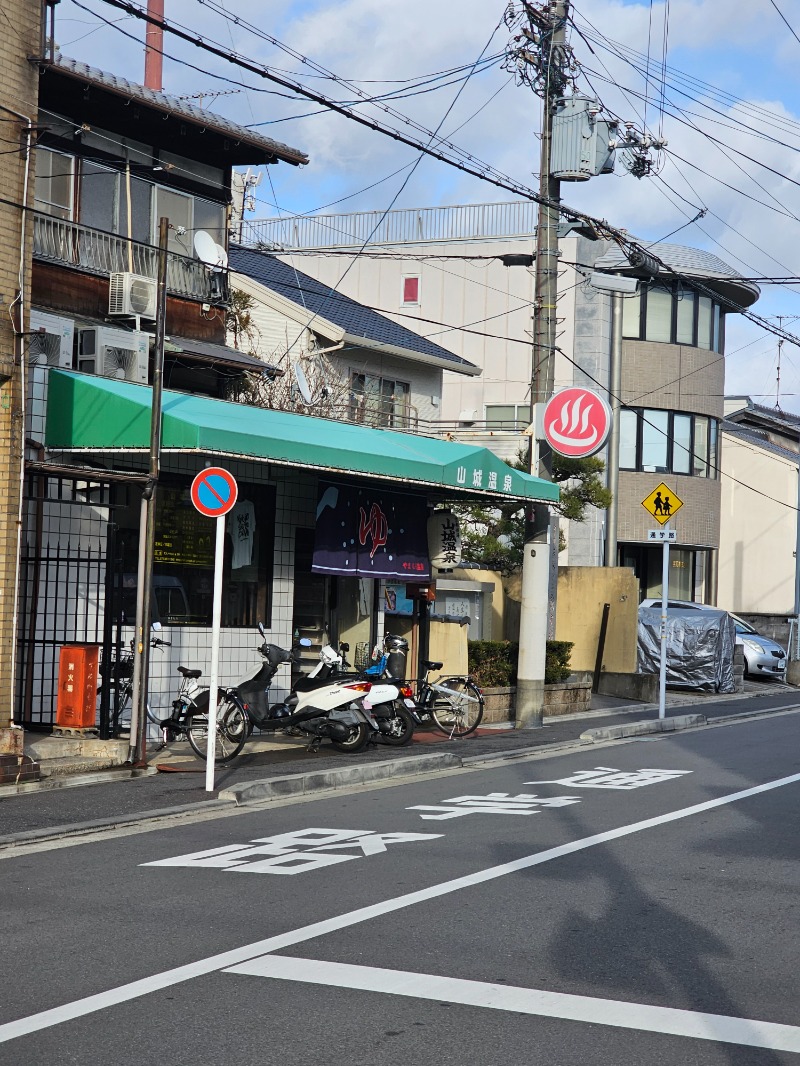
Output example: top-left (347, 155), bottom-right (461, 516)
top-left (50, 0), bottom-right (800, 410)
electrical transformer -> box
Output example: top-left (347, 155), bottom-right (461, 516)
top-left (550, 96), bottom-right (618, 181)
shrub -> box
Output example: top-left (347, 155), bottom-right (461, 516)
top-left (468, 639), bottom-right (573, 687)
top-left (545, 640), bottom-right (573, 684)
top-left (468, 641), bottom-right (518, 688)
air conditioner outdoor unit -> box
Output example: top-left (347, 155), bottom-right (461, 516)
top-left (77, 327), bottom-right (149, 384)
top-left (108, 272), bottom-right (157, 320)
top-left (28, 310), bottom-right (74, 368)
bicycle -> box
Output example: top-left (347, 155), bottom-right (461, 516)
top-left (396, 660), bottom-right (484, 738)
top-left (98, 634), bottom-right (171, 732)
top-left (160, 668), bottom-right (248, 764)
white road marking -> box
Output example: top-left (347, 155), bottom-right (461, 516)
top-left (2, 769), bottom-right (799, 1045)
top-left (226, 956), bottom-right (800, 1054)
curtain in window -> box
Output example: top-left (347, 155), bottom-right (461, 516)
top-left (619, 409), bottom-right (638, 469)
top-left (673, 414), bottom-right (692, 474)
top-left (676, 291), bottom-right (695, 345)
top-left (645, 288), bottom-right (672, 343)
top-left (641, 409), bottom-right (669, 471)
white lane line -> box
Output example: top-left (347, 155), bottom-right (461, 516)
top-left (226, 956), bottom-right (800, 1054)
top-left (2, 770), bottom-right (799, 1044)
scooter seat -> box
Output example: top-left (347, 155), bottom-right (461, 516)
top-left (424, 660), bottom-right (443, 671)
top-left (178, 667), bottom-right (202, 679)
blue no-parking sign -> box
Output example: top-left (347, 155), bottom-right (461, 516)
top-left (190, 467), bottom-right (238, 518)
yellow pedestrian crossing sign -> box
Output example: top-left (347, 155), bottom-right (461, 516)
top-left (641, 482), bottom-right (684, 525)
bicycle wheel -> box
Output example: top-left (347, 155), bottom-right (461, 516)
top-left (97, 682), bottom-right (132, 731)
top-left (187, 697), bottom-right (248, 763)
top-left (430, 678), bottom-right (484, 738)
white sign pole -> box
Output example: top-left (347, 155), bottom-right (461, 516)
top-left (658, 521), bottom-right (670, 720)
top-left (205, 514), bottom-right (225, 792)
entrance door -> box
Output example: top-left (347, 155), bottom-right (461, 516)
top-left (620, 543), bottom-right (698, 602)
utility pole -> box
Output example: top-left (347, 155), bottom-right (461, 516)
top-left (131, 216), bottom-right (169, 767)
top-left (515, 0), bottom-right (569, 728)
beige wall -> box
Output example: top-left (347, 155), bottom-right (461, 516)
top-left (618, 471), bottom-right (721, 548)
top-left (620, 339), bottom-right (724, 419)
top-left (719, 433), bottom-right (798, 614)
top-left (0, 2), bottom-right (39, 734)
top-left (429, 620), bottom-right (468, 676)
top-left (554, 566), bottom-right (639, 673)
top-left (281, 237), bottom-right (581, 426)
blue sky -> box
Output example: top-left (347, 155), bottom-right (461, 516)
top-left (53, 0), bottom-right (800, 408)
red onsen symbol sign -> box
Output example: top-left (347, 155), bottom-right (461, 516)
top-left (543, 388), bottom-right (612, 459)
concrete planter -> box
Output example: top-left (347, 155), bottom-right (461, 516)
top-left (480, 680), bottom-right (593, 723)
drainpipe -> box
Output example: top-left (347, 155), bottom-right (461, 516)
top-left (3, 104), bottom-right (34, 732)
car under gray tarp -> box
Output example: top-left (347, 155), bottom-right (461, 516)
top-left (638, 607), bottom-right (737, 693)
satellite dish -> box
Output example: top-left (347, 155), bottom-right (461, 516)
top-left (194, 230), bottom-right (218, 266)
top-left (213, 243), bottom-right (229, 269)
top-left (294, 362), bottom-right (313, 405)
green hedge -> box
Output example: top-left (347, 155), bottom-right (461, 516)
top-left (468, 640), bottom-right (573, 687)
top-left (545, 640), bottom-right (573, 684)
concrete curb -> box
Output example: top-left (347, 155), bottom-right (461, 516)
top-left (218, 752), bottom-right (464, 805)
top-left (0, 798), bottom-right (231, 848)
top-left (579, 713), bottom-right (707, 742)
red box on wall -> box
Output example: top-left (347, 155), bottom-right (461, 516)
top-left (56, 645), bottom-right (100, 729)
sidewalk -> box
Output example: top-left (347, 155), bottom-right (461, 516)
top-left (1, 680), bottom-right (797, 844)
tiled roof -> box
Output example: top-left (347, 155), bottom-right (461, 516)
top-left (48, 55), bottom-right (308, 166)
top-left (229, 247), bottom-right (480, 375)
top-left (722, 421), bottom-right (800, 463)
top-left (168, 336), bottom-right (278, 375)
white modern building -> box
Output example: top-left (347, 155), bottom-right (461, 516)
top-left (244, 204), bottom-right (759, 600)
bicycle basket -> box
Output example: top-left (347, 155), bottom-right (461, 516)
top-left (99, 653), bottom-right (133, 680)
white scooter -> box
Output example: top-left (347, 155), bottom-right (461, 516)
top-left (234, 625), bottom-right (395, 753)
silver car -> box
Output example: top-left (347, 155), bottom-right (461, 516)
top-left (639, 599), bottom-right (787, 679)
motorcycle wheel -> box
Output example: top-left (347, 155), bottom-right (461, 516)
top-left (187, 698), bottom-right (248, 763)
top-left (379, 703), bottom-right (415, 746)
top-left (329, 721), bottom-right (371, 753)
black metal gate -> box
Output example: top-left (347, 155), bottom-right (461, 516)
top-left (15, 475), bottom-right (127, 737)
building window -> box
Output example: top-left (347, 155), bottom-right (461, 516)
top-left (622, 283), bottom-right (725, 353)
top-left (485, 404), bottom-right (532, 430)
top-left (672, 413), bottom-right (692, 474)
top-left (401, 276), bottom-right (420, 305)
top-left (34, 147), bottom-right (75, 219)
top-left (114, 479), bottom-right (275, 627)
top-left (620, 408), bottom-right (718, 479)
top-left (153, 186), bottom-right (193, 255)
top-left (350, 373), bottom-right (411, 428)
top-left (641, 409), bottom-right (669, 472)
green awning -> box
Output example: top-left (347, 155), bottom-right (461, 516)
top-left (45, 371), bottom-right (559, 504)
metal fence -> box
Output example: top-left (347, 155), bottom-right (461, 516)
top-left (241, 201), bottom-right (540, 250)
top-left (15, 474), bottom-right (128, 737)
top-left (33, 212), bottom-right (229, 305)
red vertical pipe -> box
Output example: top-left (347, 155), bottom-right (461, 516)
top-left (144, 0), bottom-right (164, 91)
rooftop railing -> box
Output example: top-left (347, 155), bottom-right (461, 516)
top-left (33, 212), bottom-right (229, 305)
top-left (241, 201), bottom-right (539, 250)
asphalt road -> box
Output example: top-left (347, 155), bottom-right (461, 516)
top-left (2, 710), bottom-right (799, 1065)
top-left (4, 686), bottom-right (799, 839)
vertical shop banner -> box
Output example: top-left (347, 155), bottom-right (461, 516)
top-left (312, 482), bottom-right (430, 580)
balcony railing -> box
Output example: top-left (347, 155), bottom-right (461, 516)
top-left (33, 212), bottom-right (229, 305)
top-left (241, 201), bottom-right (540, 251)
